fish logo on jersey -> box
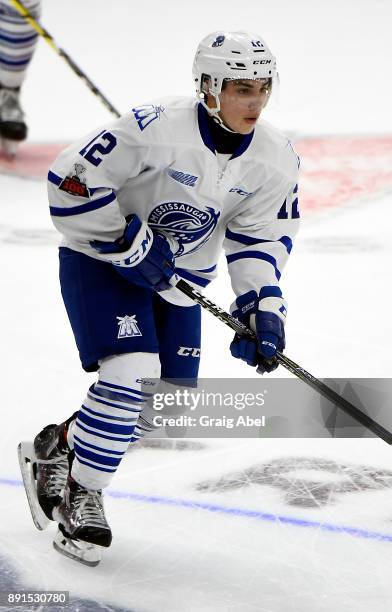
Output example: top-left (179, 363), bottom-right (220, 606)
top-left (117, 315), bottom-right (142, 338)
top-left (148, 203), bottom-right (220, 257)
top-left (59, 163), bottom-right (90, 197)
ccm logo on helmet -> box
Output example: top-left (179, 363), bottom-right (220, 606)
top-left (177, 347), bottom-right (201, 357)
top-left (253, 60), bottom-right (272, 65)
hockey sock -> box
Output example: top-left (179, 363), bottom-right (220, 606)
top-left (129, 404), bottom-right (161, 443)
top-left (0, 0), bottom-right (41, 88)
top-left (130, 380), bottom-right (189, 444)
top-left (71, 352), bottom-right (160, 490)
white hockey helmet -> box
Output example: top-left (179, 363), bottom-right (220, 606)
top-left (193, 31), bottom-right (278, 105)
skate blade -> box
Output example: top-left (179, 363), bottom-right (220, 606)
top-left (1, 138), bottom-right (19, 158)
top-left (53, 528), bottom-right (101, 567)
top-left (17, 442), bottom-right (50, 531)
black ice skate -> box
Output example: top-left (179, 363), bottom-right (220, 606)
top-left (0, 84), bottom-right (28, 157)
top-left (52, 476), bottom-right (112, 567)
top-left (18, 415), bottom-right (76, 531)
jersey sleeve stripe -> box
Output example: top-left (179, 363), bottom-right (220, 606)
top-left (50, 192), bottom-right (116, 217)
top-left (225, 228), bottom-right (272, 246)
top-left (196, 264), bottom-right (217, 273)
top-left (48, 170), bottom-right (62, 186)
top-left (279, 235), bottom-right (293, 253)
top-left (226, 251), bottom-right (281, 280)
top-left (176, 268), bottom-right (211, 287)
top-left (225, 228), bottom-right (292, 253)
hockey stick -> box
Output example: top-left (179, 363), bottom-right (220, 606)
top-left (9, 0), bottom-right (120, 118)
top-left (173, 277), bottom-right (392, 445)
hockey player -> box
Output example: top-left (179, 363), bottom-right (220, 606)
top-left (0, 0), bottom-right (40, 155)
top-left (18, 31), bottom-right (300, 565)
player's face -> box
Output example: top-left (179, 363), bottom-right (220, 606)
top-left (217, 79), bottom-right (270, 134)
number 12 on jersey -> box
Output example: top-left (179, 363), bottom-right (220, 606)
top-left (277, 185), bottom-right (300, 219)
top-left (79, 130), bottom-right (117, 167)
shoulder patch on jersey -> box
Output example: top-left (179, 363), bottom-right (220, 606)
top-left (132, 104), bottom-right (165, 132)
top-left (59, 163), bottom-right (90, 197)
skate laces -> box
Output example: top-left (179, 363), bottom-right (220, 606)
top-left (72, 485), bottom-right (108, 528)
top-left (38, 449), bottom-right (69, 496)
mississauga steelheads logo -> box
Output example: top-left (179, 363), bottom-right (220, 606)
top-left (148, 203), bottom-right (220, 256)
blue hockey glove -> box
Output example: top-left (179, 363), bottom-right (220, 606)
top-left (90, 214), bottom-right (175, 291)
top-left (230, 287), bottom-right (286, 374)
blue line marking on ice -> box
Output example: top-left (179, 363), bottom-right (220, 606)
top-left (3, 477), bottom-right (392, 543)
top-left (1, 478), bottom-right (21, 487)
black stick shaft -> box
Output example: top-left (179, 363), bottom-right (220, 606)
top-left (174, 278), bottom-right (392, 445)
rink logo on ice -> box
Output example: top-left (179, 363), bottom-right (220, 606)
top-left (148, 203), bottom-right (220, 257)
top-left (132, 104), bottom-right (165, 131)
top-left (167, 168), bottom-right (198, 187)
top-left (116, 315), bottom-right (142, 338)
top-left (197, 457), bottom-right (392, 508)
top-left (59, 163), bottom-right (90, 197)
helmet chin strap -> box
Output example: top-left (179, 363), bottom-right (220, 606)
top-left (200, 92), bottom-right (239, 134)
top-left (211, 113), bottom-right (237, 133)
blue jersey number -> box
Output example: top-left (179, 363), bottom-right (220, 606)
top-left (277, 185), bottom-right (300, 219)
top-left (277, 198), bottom-right (300, 219)
top-left (79, 131), bottom-right (117, 167)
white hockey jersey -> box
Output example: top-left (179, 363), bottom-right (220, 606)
top-left (48, 97), bottom-right (300, 306)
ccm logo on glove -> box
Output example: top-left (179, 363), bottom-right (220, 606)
top-left (90, 214), bottom-right (175, 291)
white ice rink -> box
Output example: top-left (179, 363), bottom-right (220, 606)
top-left (1, 1), bottom-right (392, 610)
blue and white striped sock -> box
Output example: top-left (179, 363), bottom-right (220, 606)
top-left (71, 352), bottom-right (159, 490)
top-left (129, 380), bottom-right (186, 444)
top-left (0, 0), bottom-right (40, 88)
top-left (130, 411), bottom-right (160, 444)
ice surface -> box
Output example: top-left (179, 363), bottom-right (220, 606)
top-left (1, 1), bottom-right (392, 610)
